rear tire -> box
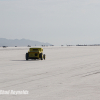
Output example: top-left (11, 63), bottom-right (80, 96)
top-left (40, 53), bottom-right (43, 60)
top-left (26, 53), bottom-right (29, 60)
top-left (43, 54), bottom-right (46, 60)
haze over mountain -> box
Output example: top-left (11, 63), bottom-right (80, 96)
top-left (0, 38), bottom-right (52, 47)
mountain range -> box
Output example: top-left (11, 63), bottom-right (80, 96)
top-left (0, 38), bottom-right (52, 47)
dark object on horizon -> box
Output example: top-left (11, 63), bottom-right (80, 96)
top-left (15, 46), bottom-right (17, 47)
top-left (88, 44), bottom-right (100, 46)
top-left (50, 45), bottom-right (54, 46)
top-left (76, 44), bottom-right (100, 46)
top-left (76, 44), bottom-right (87, 46)
top-left (27, 45), bottom-right (31, 47)
top-left (41, 45), bottom-right (45, 47)
top-left (2, 46), bottom-right (7, 48)
top-left (67, 45), bottom-right (71, 46)
top-left (61, 45), bottom-right (63, 46)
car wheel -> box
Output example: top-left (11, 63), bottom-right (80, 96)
top-left (43, 54), bottom-right (46, 60)
top-left (40, 53), bottom-right (43, 60)
top-left (26, 53), bottom-right (29, 60)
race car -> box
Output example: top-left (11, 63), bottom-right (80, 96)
top-left (25, 48), bottom-right (46, 60)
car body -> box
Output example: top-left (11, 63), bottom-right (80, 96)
top-left (25, 48), bottom-right (46, 60)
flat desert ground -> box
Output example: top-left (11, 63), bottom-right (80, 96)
top-left (0, 46), bottom-right (100, 100)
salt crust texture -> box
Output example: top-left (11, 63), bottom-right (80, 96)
top-left (0, 46), bottom-right (100, 100)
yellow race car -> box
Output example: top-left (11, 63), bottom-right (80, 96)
top-left (25, 48), bottom-right (46, 60)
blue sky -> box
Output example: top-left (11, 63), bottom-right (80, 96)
top-left (0, 0), bottom-right (100, 45)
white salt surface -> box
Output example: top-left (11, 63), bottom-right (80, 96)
top-left (0, 46), bottom-right (100, 100)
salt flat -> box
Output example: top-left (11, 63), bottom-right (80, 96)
top-left (0, 46), bottom-right (100, 100)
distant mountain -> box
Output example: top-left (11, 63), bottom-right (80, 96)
top-left (0, 38), bottom-right (52, 47)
